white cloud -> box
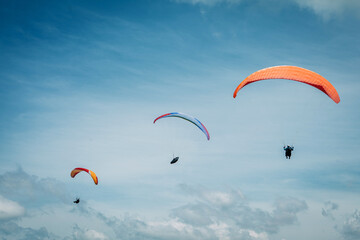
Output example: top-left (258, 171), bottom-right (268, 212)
top-left (56, 184), bottom-right (307, 240)
top-left (0, 221), bottom-right (54, 240)
top-left (321, 200), bottom-right (339, 220)
top-left (174, 0), bottom-right (243, 6)
top-left (292, 0), bottom-right (360, 19)
top-left (247, 229), bottom-right (268, 240)
top-left (272, 197), bottom-right (308, 225)
top-left (164, 185), bottom-right (307, 238)
top-left (0, 167), bottom-right (70, 206)
top-left (179, 184), bottom-right (245, 206)
top-left (341, 209), bottom-right (360, 240)
top-left (84, 230), bottom-right (108, 240)
top-left (0, 195), bottom-right (25, 220)
top-left (174, 0), bottom-right (360, 18)
top-left (208, 222), bottom-right (230, 240)
top-left (71, 225), bottom-right (108, 240)
top-left (0, 169), bottom-right (309, 240)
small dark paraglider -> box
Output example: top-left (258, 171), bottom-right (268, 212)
top-left (73, 198), bottom-right (80, 204)
top-left (284, 145), bottom-right (294, 159)
top-left (171, 157), bottom-right (179, 164)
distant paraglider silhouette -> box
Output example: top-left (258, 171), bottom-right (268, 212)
top-left (284, 145), bottom-right (294, 159)
top-left (171, 157), bottom-right (179, 164)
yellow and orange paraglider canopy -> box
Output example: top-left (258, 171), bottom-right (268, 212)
top-left (70, 168), bottom-right (98, 185)
top-left (233, 65), bottom-right (340, 103)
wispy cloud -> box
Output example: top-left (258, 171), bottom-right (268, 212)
top-left (293, 0), bottom-right (360, 19)
top-left (321, 200), bottom-right (339, 220)
top-left (174, 0), bottom-right (360, 18)
top-left (174, 0), bottom-right (243, 6)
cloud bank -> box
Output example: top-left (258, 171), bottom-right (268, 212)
top-left (0, 167), bottom-right (70, 207)
top-left (0, 169), bottom-right (309, 239)
top-left (74, 187), bottom-right (308, 240)
top-left (341, 209), bottom-right (360, 240)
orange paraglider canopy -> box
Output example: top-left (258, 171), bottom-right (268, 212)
top-left (70, 168), bottom-right (98, 185)
top-left (233, 66), bottom-right (340, 103)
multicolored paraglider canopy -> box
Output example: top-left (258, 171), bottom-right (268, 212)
top-left (154, 112), bottom-right (210, 140)
top-left (233, 65), bottom-right (340, 103)
top-left (70, 168), bottom-right (98, 185)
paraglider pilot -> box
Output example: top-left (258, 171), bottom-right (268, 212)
top-left (283, 145), bottom-right (294, 159)
top-left (73, 198), bottom-right (80, 204)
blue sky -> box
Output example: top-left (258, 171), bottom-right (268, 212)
top-left (1, 0), bottom-right (360, 239)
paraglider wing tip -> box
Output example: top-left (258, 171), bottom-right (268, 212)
top-left (93, 175), bottom-right (99, 185)
top-left (233, 91), bottom-right (238, 98)
top-left (233, 83), bottom-right (244, 98)
top-left (153, 113), bottom-right (172, 124)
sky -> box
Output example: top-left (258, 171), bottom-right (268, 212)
top-left (0, 0), bottom-right (360, 239)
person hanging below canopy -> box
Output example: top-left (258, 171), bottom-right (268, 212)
top-left (283, 145), bottom-right (294, 159)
